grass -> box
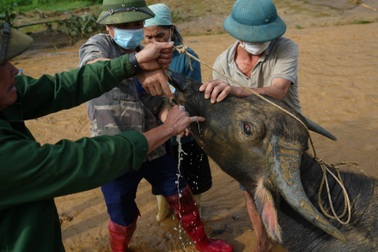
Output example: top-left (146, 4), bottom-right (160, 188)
top-left (352, 19), bottom-right (373, 24)
top-left (17, 1), bottom-right (95, 12)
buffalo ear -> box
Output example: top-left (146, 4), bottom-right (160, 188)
top-left (254, 178), bottom-right (282, 243)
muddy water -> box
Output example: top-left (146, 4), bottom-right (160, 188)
top-left (13, 1), bottom-right (378, 251)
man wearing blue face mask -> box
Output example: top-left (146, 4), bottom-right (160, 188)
top-left (198, 0), bottom-right (302, 251)
top-left (79, 1), bottom-right (233, 252)
top-left (112, 26), bottom-right (145, 49)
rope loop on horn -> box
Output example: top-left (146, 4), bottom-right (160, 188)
top-left (314, 158), bottom-right (356, 225)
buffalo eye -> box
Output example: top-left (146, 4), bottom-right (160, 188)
top-left (240, 120), bottom-right (266, 141)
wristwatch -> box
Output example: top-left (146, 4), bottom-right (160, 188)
top-left (128, 52), bottom-right (142, 74)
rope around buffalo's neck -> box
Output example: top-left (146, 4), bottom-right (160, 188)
top-left (315, 159), bottom-right (354, 224)
top-left (173, 44), bottom-right (352, 225)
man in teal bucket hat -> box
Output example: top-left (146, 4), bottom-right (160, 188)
top-left (80, 0), bottom-right (233, 251)
top-left (223, 0), bottom-right (286, 43)
top-left (200, 0), bottom-right (303, 251)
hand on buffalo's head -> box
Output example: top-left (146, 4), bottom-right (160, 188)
top-left (199, 79), bottom-right (232, 103)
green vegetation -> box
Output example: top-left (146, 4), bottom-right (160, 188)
top-left (0, 0), bottom-right (102, 45)
top-left (0, 0), bottom-right (100, 11)
top-left (0, 1), bottom-right (18, 25)
top-left (352, 19), bottom-right (373, 24)
top-left (1, 0), bottom-right (100, 25)
top-left (56, 14), bottom-right (100, 45)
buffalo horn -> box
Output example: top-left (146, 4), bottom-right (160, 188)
top-left (269, 136), bottom-right (348, 242)
top-left (304, 117), bottom-right (337, 141)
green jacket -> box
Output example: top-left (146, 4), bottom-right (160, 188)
top-left (0, 56), bottom-right (148, 251)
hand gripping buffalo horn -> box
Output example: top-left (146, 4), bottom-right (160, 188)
top-left (269, 135), bottom-right (348, 242)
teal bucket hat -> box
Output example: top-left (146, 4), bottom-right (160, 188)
top-left (144, 3), bottom-right (173, 27)
top-left (224, 0), bottom-right (286, 42)
top-left (0, 21), bottom-right (33, 64)
top-left (97, 0), bottom-right (155, 25)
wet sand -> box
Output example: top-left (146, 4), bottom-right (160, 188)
top-left (13, 1), bottom-right (378, 251)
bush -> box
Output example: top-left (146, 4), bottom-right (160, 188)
top-left (0, 1), bottom-right (18, 26)
top-left (57, 14), bottom-right (101, 45)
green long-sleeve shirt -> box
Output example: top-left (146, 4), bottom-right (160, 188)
top-left (0, 55), bottom-right (148, 251)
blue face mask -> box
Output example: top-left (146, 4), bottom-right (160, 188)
top-left (112, 28), bottom-right (144, 50)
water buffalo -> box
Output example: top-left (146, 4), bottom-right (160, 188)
top-left (168, 72), bottom-right (377, 251)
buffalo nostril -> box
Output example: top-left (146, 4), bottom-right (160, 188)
top-left (242, 122), bottom-right (252, 136)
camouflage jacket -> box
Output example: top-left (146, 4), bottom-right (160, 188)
top-left (79, 33), bottom-right (167, 161)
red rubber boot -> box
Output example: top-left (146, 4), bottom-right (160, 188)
top-left (108, 215), bottom-right (138, 252)
top-left (165, 185), bottom-right (233, 252)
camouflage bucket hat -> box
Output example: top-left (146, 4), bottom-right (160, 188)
top-left (0, 22), bottom-right (33, 64)
top-left (224, 0), bottom-right (286, 42)
top-left (97, 0), bottom-right (155, 25)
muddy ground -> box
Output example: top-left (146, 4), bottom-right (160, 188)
top-left (12, 0), bottom-right (378, 251)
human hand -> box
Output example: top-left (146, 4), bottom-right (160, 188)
top-left (199, 79), bottom-right (232, 103)
top-left (164, 105), bottom-right (205, 136)
top-left (137, 69), bottom-right (173, 98)
top-left (181, 128), bottom-right (191, 138)
top-left (135, 42), bottom-right (173, 71)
